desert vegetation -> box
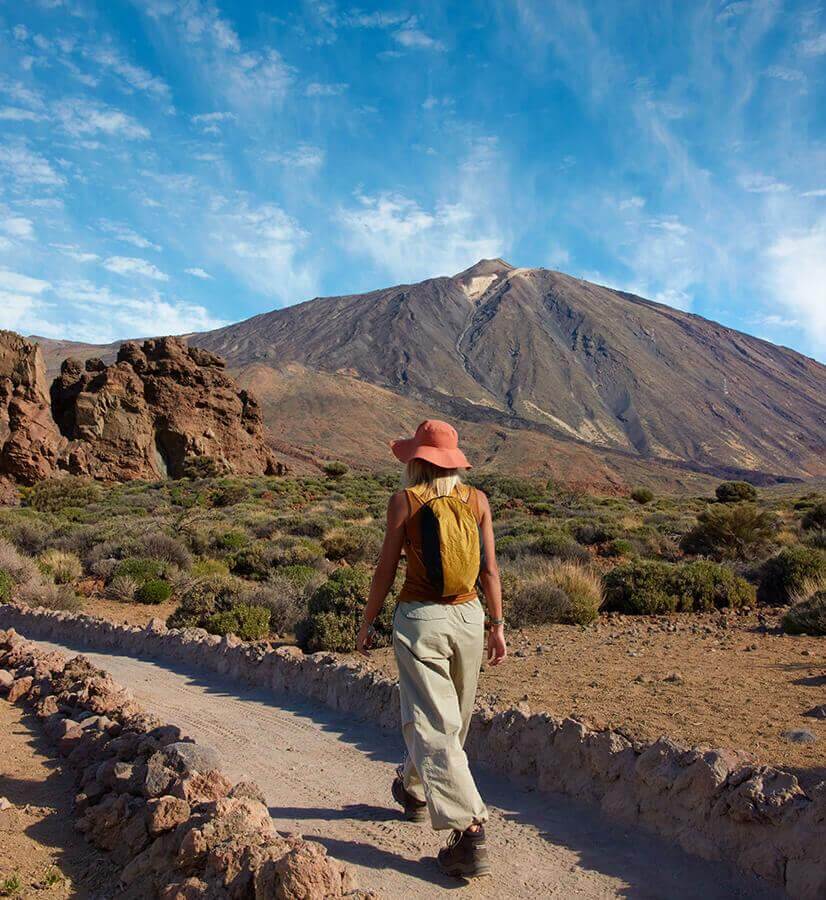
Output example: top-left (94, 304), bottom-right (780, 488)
top-left (0, 471), bottom-right (824, 650)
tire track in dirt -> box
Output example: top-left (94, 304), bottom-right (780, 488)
top-left (35, 638), bottom-right (780, 900)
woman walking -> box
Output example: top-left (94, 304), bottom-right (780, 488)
top-left (357, 419), bottom-right (507, 879)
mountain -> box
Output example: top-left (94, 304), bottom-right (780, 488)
top-left (33, 260), bottom-right (826, 491)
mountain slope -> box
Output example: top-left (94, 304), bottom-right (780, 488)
top-left (191, 260), bottom-right (825, 480)
top-left (33, 260), bottom-right (826, 486)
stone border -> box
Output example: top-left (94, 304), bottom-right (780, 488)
top-left (1, 602), bottom-right (824, 898)
top-left (0, 625), bottom-right (366, 899)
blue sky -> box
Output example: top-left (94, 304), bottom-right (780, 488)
top-left (0, 1), bottom-right (824, 361)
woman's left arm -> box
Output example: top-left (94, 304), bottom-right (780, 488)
top-left (357, 491), bottom-right (407, 655)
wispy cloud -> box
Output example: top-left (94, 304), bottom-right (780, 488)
top-left (264, 144), bottom-right (325, 169)
top-left (99, 219), bottom-right (161, 251)
top-left (737, 173), bottom-right (789, 193)
top-left (0, 144), bottom-right (65, 187)
top-left (798, 32), bottom-right (826, 56)
top-left (185, 267), bottom-right (212, 279)
top-left (0, 215), bottom-right (35, 240)
top-left (393, 19), bottom-right (446, 51)
top-left (191, 111), bottom-right (236, 134)
top-left (83, 45), bottom-right (171, 100)
top-left (102, 256), bottom-right (168, 281)
top-left (54, 98), bottom-right (150, 139)
top-left (51, 243), bottom-right (99, 263)
top-left (305, 82), bottom-right (348, 97)
top-left (801, 188), bottom-right (826, 198)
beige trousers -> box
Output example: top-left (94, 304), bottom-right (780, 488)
top-left (393, 598), bottom-right (489, 832)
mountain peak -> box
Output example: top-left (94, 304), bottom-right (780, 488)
top-left (453, 258), bottom-right (514, 280)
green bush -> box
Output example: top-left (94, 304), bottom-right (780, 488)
top-left (323, 461), bottom-right (349, 479)
top-left (532, 531), bottom-right (590, 562)
top-left (322, 526), bottom-right (382, 563)
top-left (572, 521), bottom-right (617, 546)
top-left (670, 560), bottom-right (755, 611)
top-left (601, 538), bottom-right (635, 558)
top-left (604, 560), bottom-right (678, 615)
top-left (802, 503), bottom-right (826, 531)
top-left (182, 456), bottom-right (222, 479)
top-left (0, 569), bottom-right (12, 602)
top-left (296, 565), bottom-right (392, 652)
top-left (269, 537), bottom-right (325, 567)
top-left (230, 541), bottom-right (277, 580)
top-left (508, 582), bottom-right (570, 627)
top-left (783, 590), bottom-right (826, 635)
top-left (25, 477), bottom-right (101, 512)
top-left (205, 603), bottom-right (271, 641)
top-left (715, 481), bottom-right (758, 503)
top-left (166, 575), bottom-right (245, 629)
top-left (757, 547), bottom-right (826, 605)
top-left (680, 503), bottom-right (775, 560)
top-left (135, 579), bottom-right (173, 605)
top-left (630, 487), bottom-right (654, 505)
top-left (211, 482), bottom-right (251, 507)
top-left (214, 530), bottom-right (250, 553)
top-left (113, 557), bottom-right (166, 585)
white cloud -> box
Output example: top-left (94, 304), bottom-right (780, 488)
top-left (0, 107), bottom-right (45, 121)
top-left (393, 20), bottom-right (446, 51)
top-left (51, 243), bottom-right (99, 263)
top-left (763, 65), bottom-right (805, 83)
top-left (0, 291), bottom-right (43, 331)
top-left (799, 32), bottom-right (826, 56)
top-left (54, 98), bottom-right (149, 139)
top-left (801, 188), bottom-right (826, 198)
top-left (0, 269), bottom-right (50, 294)
top-left (766, 222), bottom-right (826, 352)
top-left (305, 82), bottom-right (348, 97)
top-left (99, 219), bottom-right (161, 251)
top-left (102, 256), bottom-right (169, 281)
top-left (338, 138), bottom-right (508, 282)
top-left (191, 111), bottom-right (236, 133)
top-left (185, 267), bottom-right (212, 279)
top-left (12, 25), bottom-right (29, 41)
top-left (547, 243), bottom-right (571, 268)
top-left (0, 216), bottom-right (34, 239)
top-left (205, 199), bottom-right (317, 301)
top-left (737, 172), bottom-right (789, 193)
top-left (83, 46), bottom-right (170, 100)
top-left (264, 145), bottom-right (325, 169)
top-left (716, 2), bottom-right (751, 21)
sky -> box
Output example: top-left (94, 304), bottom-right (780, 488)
top-left (0, 1), bottom-right (824, 362)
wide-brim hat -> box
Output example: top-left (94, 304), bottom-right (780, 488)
top-left (390, 419), bottom-right (472, 469)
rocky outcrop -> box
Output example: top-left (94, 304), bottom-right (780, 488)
top-left (0, 331), bottom-right (63, 485)
top-left (0, 628), bottom-right (362, 899)
top-left (0, 332), bottom-right (283, 487)
top-left (0, 602), bottom-right (822, 899)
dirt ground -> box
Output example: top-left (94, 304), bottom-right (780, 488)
top-left (76, 596), bottom-right (825, 782)
top-left (0, 699), bottom-right (117, 899)
top-left (361, 608), bottom-right (826, 784)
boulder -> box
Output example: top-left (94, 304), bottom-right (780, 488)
top-left (147, 796), bottom-right (191, 836)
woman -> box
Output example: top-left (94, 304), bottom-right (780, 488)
top-left (356, 419), bottom-right (506, 879)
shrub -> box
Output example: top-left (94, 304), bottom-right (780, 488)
top-left (532, 531), bottom-right (590, 563)
top-left (802, 503), bottom-right (826, 532)
top-left (805, 530), bottom-right (826, 551)
top-left (296, 566), bottom-right (392, 653)
top-left (601, 538), bottom-right (635, 558)
top-left (783, 583), bottom-right (826, 635)
top-left (0, 538), bottom-right (39, 585)
top-left (166, 575), bottom-right (247, 629)
top-left (107, 574), bottom-right (138, 603)
top-left (0, 569), bottom-right (12, 602)
top-left (604, 560), bottom-right (678, 615)
top-left (139, 533), bottom-right (192, 569)
top-left (191, 558), bottom-right (230, 579)
top-left (757, 547), bottom-right (826, 605)
top-left (230, 541), bottom-right (278, 580)
top-left (135, 579), bottom-right (173, 605)
top-left (37, 549), bottom-right (82, 584)
top-left (670, 560), bottom-right (755, 611)
top-left (323, 461), bottom-right (349, 479)
top-left (269, 537), bottom-right (325, 567)
top-left (25, 477), bottom-right (101, 512)
top-left (113, 557), bottom-right (166, 585)
top-left (680, 503), bottom-right (775, 560)
top-left (322, 526), bottom-right (382, 563)
top-left (715, 481), bottom-right (758, 503)
top-left (508, 582), bottom-right (572, 627)
top-left (214, 530), bottom-right (250, 553)
top-left (544, 562), bottom-right (602, 623)
top-left (16, 580), bottom-right (81, 612)
top-left (205, 603), bottom-right (271, 641)
top-left (508, 562), bottom-right (602, 626)
top-left (572, 521), bottom-right (617, 546)
top-left (630, 487), bottom-right (654, 505)
top-left (182, 456), bottom-right (222, 479)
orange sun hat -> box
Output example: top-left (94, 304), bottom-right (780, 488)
top-left (390, 419), bottom-right (472, 469)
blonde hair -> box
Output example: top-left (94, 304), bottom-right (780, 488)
top-left (403, 459), bottom-right (462, 498)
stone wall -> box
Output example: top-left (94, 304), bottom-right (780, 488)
top-left (1, 602), bottom-right (824, 898)
top-left (0, 626), bottom-right (366, 899)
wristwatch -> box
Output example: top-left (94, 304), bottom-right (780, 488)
top-left (489, 617), bottom-right (505, 627)
top-left (365, 621), bottom-right (377, 639)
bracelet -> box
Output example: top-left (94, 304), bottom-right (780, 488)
top-left (489, 617), bottom-right (505, 626)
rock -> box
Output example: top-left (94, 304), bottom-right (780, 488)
top-left (782, 729), bottom-right (817, 744)
top-left (171, 770), bottom-right (233, 804)
top-left (159, 879), bottom-right (211, 900)
top-left (162, 742), bottom-right (221, 776)
top-left (228, 781), bottom-right (268, 805)
top-left (7, 675), bottom-right (34, 702)
top-left (663, 671), bottom-right (684, 684)
top-left (258, 839), bottom-right (356, 899)
top-left (804, 705), bottom-right (826, 720)
top-left (0, 796), bottom-right (12, 811)
top-left (146, 796), bottom-right (191, 835)
top-left (0, 669), bottom-right (13, 693)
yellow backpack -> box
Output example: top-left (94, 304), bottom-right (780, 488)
top-left (408, 485), bottom-right (482, 597)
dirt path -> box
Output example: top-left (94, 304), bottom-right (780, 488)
top-left (34, 637), bottom-right (779, 900)
top-left (0, 699), bottom-right (117, 898)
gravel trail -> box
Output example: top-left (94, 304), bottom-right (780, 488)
top-left (34, 637), bottom-right (778, 900)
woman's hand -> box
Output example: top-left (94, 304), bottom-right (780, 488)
top-left (487, 624), bottom-right (507, 666)
top-left (356, 620), bottom-right (374, 657)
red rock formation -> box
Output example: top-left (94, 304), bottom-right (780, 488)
top-left (0, 331), bottom-right (281, 487)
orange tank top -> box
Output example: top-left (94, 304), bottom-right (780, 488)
top-left (396, 484), bottom-right (483, 605)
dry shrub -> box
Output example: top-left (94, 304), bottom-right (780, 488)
top-left (16, 580), bottom-right (81, 612)
top-left (783, 578), bottom-right (826, 635)
top-left (509, 561), bottom-right (602, 626)
top-left (0, 537), bottom-right (39, 584)
top-left (107, 574), bottom-right (139, 603)
top-left (37, 549), bottom-right (82, 584)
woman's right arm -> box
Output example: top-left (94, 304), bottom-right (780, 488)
top-left (477, 491), bottom-right (507, 665)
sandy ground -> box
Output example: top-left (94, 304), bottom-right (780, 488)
top-left (361, 609), bottom-right (826, 784)
top-left (0, 699), bottom-right (117, 899)
top-left (77, 598), bottom-right (826, 780)
top-left (34, 636), bottom-right (780, 900)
